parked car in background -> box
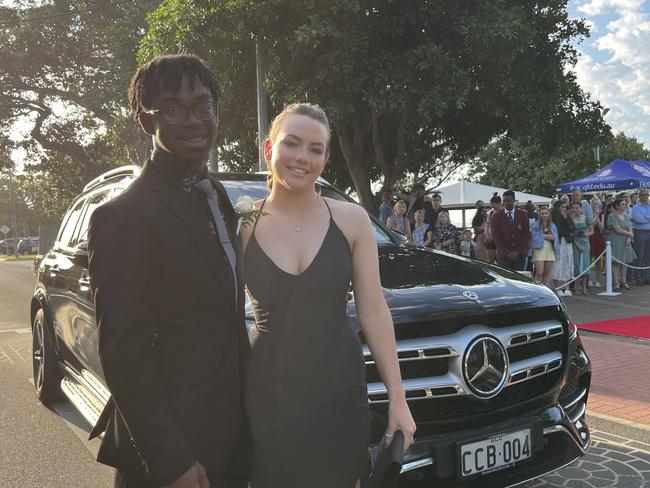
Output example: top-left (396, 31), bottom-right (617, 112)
top-left (0, 237), bottom-right (18, 255)
top-left (31, 166), bottom-right (592, 487)
top-left (18, 237), bottom-right (39, 255)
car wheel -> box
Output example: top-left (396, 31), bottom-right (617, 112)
top-left (32, 309), bottom-right (63, 404)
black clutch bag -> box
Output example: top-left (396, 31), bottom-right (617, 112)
top-left (366, 430), bottom-right (405, 488)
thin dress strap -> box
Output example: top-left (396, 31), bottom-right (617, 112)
top-left (251, 198), bottom-right (267, 235)
top-left (322, 197), bottom-right (333, 219)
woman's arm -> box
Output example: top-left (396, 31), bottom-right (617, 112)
top-left (343, 204), bottom-right (416, 448)
top-left (406, 220), bottom-right (413, 243)
top-left (386, 216), bottom-right (394, 229)
top-left (424, 230), bottom-right (433, 247)
top-left (611, 221), bottom-right (631, 236)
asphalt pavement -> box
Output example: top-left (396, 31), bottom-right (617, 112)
top-left (2, 258), bottom-right (650, 487)
top-left (0, 259), bottom-right (113, 487)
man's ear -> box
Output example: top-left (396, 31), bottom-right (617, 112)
top-left (138, 113), bottom-right (155, 135)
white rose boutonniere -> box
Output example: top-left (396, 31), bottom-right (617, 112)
top-left (234, 195), bottom-right (270, 234)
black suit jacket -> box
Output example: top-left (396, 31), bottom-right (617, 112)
top-left (88, 159), bottom-right (251, 485)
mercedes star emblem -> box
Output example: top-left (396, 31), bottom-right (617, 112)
top-left (463, 290), bottom-right (479, 301)
top-left (463, 336), bottom-right (509, 399)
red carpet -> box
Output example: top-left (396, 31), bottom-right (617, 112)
top-left (578, 315), bottom-right (650, 340)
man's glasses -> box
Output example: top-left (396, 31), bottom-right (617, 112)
top-left (144, 101), bottom-right (217, 125)
top-left (640, 193), bottom-right (650, 197)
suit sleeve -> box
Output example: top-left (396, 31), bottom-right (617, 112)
top-left (88, 204), bottom-right (195, 485)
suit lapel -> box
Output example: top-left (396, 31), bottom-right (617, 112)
top-left (212, 179), bottom-right (246, 304)
top-left (142, 164), bottom-right (220, 272)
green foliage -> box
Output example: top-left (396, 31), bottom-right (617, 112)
top-left (141, 0), bottom-right (608, 209)
top-left (0, 0), bottom-right (158, 222)
top-left (470, 132), bottom-right (650, 196)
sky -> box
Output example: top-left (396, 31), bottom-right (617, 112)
top-left (569, 0), bottom-right (650, 146)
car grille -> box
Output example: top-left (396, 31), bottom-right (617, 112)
top-left (364, 306), bottom-right (568, 431)
top-left (360, 306), bottom-right (564, 343)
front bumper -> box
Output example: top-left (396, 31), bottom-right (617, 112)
top-left (398, 401), bottom-right (590, 487)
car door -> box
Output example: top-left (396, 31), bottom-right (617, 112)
top-left (64, 188), bottom-right (114, 378)
top-left (45, 198), bottom-right (86, 361)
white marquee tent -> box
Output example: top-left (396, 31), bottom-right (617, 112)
top-left (432, 180), bottom-right (552, 227)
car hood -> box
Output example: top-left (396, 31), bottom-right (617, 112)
top-left (347, 245), bottom-right (560, 327)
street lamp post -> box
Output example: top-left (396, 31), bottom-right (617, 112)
top-left (256, 40), bottom-right (269, 173)
top-left (7, 168), bottom-right (19, 258)
top-left (595, 107), bottom-right (610, 169)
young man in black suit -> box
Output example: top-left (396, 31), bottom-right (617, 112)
top-left (88, 55), bottom-right (250, 488)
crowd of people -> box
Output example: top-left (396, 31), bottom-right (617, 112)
top-left (379, 183), bottom-right (650, 295)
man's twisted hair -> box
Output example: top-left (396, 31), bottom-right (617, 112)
top-left (128, 54), bottom-right (222, 119)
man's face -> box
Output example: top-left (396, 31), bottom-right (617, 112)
top-left (640, 190), bottom-right (650, 204)
top-left (414, 185), bottom-right (425, 198)
top-left (503, 195), bottom-right (515, 210)
top-left (139, 75), bottom-right (218, 165)
top-left (572, 190), bottom-right (582, 202)
top-left (432, 195), bottom-right (441, 208)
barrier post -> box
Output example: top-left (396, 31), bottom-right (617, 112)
top-left (598, 240), bottom-right (621, 297)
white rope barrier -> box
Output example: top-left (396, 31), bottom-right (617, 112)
top-left (554, 249), bottom-right (606, 291)
top-left (611, 256), bottom-right (650, 270)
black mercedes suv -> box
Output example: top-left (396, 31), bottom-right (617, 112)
top-left (31, 166), bottom-right (591, 487)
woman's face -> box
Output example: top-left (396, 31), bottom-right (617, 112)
top-left (395, 204), bottom-right (406, 216)
top-left (560, 206), bottom-right (567, 218)
top-left (571, 204), bottom-right (581, 215)
top-left (615, 201), bottom-right (628, 212)
top-left (414, 210), bottom-right (424, 223)
top-left (439, 213), bottom-right (450, 226)
top-left (539, 208), bottom-right (550, 222)
top-left (265, 113), bottom-right (329, 192)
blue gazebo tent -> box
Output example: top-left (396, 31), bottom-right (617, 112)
top-left (556, 159), bottom-right (650, 194)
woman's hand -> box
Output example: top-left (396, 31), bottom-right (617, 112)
top-left (386, 396), bottom-right (417, 453)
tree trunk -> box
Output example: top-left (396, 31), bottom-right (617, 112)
top-left (337, 122), bottom-right (374, 211)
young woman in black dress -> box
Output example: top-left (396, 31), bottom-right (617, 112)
top-left (241, 103), bottom-right (416, 488)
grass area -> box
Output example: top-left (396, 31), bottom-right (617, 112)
top-left (0, 254), bottom-right (36, 261)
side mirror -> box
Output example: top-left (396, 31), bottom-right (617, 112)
top-left (72, 241), bottom-right (89, 267)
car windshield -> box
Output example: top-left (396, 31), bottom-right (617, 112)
top-left (220, 179), bottom-right (395, 245)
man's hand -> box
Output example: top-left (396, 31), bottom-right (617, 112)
top-left (162, 463), bottom-right (210, 488)
top-left (507, 251), bottom-right (519, 261)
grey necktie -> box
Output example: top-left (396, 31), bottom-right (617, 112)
top-left (196, 179), bottom-right (238, 304)
top-left (508, 211), bottom-right (514, 222)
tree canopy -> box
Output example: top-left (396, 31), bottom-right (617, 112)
top-left (470, 132), bottom-right (650, 196)
top-left (142, 0), bottom-right (609, 209)
top-left (0, 0), bottom-right (160, 226)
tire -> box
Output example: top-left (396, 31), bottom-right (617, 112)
top-left (32, 309), bottom-right (63, 405)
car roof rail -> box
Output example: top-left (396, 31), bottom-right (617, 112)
top-left (83, 165), bottom-right (143, 193)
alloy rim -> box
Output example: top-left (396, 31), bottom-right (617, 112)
top-left (32, 318), bottom-right (44, 391)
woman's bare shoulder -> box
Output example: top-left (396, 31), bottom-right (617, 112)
top-left (324, 197), bottom-right (368, 223)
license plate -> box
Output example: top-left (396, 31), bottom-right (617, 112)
top-left (460, 428), bottom-right (532, 478)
